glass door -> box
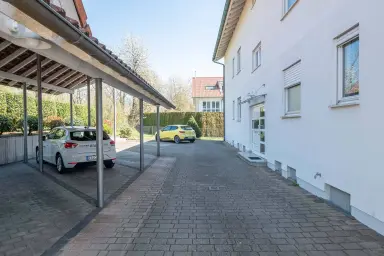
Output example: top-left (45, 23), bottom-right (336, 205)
top-left (251, 104), bottom-right (266, 155)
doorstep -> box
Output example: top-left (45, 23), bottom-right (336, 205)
top-left (237, 151), bottom-right (267, 167)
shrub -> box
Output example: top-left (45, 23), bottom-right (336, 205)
top-left (0, 115), bottom-right (12, 135)
top-left (18, 116), bottom-right (38, 135)
top-left (103, 123), bottom-right (112, 135)
top-left (0, 92), bottom-right (6, 115)
top-left (187, 116), bottom-right (202, 138)
top-left (44, 116), bottom-right (64, 130)
top-left (119, 126), bottom-right (133, 139)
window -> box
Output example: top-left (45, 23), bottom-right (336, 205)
top-left (203, 101), bottom-right (220, 112)
top-left (215, 101), bottom-right (220, 112)
top-left (232, 57), bottom-right (235, 78)
top-left (336, 26), bottom-right (359, 102)
top-left (283, 61), bottom-right (301, 115)
top-left (70, 130), bottom-right (109, 141)
top-left (237, 47), bottom-right (241, 74)
top-left (237, 97), bottom-right (242, 122)
top-left (283, 0), bottom-right (297, 14)
top-left (205, 86), bottom-right (216, 90)
top-left (212, 101), bottom-right (220, 112)
top-left (252, 43), bottom-right (261, 71)
top-left (55, 129), bottom-right (66, 139)
top-left (162, 126), bottom-right (170, 131)
top-left (232, 101), bottom-right (235, 120)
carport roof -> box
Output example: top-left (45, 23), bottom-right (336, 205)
top-left (0, 38), bottom-right (87, 94)
top-left (2, 0), bottom-right (176, 109)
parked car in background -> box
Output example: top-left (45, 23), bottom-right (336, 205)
top-left (156, 125), bottom-right (196, 143)
top-left (36, 126), bottom-right (116, 173)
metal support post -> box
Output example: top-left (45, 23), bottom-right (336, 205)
top-left (23, 83), bottom-right (28, 163)
top-left (113, 88), bottom-right (116, 142)
top-left (37, 55), bottom-right (43, 172)
top-left (95, 78), bottom-right (104, 207)
top-left (70, 93), bottom-right (73, 126)
top-left (139, 98), bottom-right (144, 171)
top-left (87, 77), bottom-right (91, 126)
top-left (156, 105), bottom-right (160, 157)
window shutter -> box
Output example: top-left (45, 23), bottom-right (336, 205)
top-left (284, 61), bottom-right (301, 87)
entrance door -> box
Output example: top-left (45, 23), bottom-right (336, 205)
top-left (251, 104), bottom-right (266, 155)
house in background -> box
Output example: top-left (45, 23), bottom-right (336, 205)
top-left (192, 77), bottom-right (223, 112)
top-left (212, 0), bottom-right (384, 235)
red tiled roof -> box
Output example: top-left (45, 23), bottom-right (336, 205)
top-left (192, 77), bottom-right (223, 98)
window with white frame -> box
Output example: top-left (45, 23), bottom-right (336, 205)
top-left (232, 57), bottom-right (235, 78)
top-left (283, 61), bottom-right (301, 115)
top-left (283, 0), bottom-right (297, 14)
top-left (237, 47), bottom-right (241, 74)
top-left (203, 101), bottom-right (207, 112)
top-left (336, 26), bottom-right (359, 102)
top-left (203, 101), bottom-right (221, 112)
top-left (237, 97), bottom-right (242, 121)
top-left (232, 100), bottom-right (235, 120)
top-left (212, 101), bottom-right (220, 112)
top-left (252, 43), bottom-right (261, 71)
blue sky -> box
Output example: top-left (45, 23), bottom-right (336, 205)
top-left (82, 0), bottom-right (225, 82)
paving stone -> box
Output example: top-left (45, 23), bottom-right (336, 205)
top-left (55, 143), bottom-right (384, 256)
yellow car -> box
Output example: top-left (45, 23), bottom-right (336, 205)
top-left (156, 125), bottom-right (196, 144)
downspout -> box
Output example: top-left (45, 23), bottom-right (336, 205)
top-left (213, 60), bottom-right (225, 142)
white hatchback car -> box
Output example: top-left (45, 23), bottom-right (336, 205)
top-left (36, 126), bottom-right (117, 173)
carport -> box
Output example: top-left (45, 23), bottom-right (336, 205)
top-left (0, 0), bottom-right (174, 207)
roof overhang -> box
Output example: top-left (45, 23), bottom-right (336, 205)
top-left (212, 0), bottom-right (246, 62)
top-left (0, 0), bottom-right (175, 109)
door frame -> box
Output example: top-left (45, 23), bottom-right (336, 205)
top-left (250, 103), bottom-right (266, 157)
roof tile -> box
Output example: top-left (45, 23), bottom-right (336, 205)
top-left (192, 77), bottom-right (223, 98)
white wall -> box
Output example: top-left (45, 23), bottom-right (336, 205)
top-left (194, 97), bottom-right (223, 112)
top-left (224, 0), bottom-right (384, 233)
top-left (51, 0), bottom-right (80, 23)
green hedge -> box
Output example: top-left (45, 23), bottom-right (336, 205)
top-left (143, 112), bottom-right (223, 137)
top-left (0, 91), bottom-right (96, 133)
top-left (0, 92), bottom-right (6, 115)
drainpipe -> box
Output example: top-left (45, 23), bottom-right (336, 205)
top-left (213, 61), bottom-right (225, 142)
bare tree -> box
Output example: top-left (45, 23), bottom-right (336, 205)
top-left (117, 35), bottom-right (153, 126)
top-left (164, 77), bottom-right (194, 112)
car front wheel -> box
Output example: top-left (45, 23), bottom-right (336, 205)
top-left (104, 160), bottom-right (115, 169)
top-left (56, 154), bottom-right (66, 174)
top-left (190, 139), bottom-right (195, 143)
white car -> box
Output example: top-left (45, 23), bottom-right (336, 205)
top-left (36, 126), bottom-right (116, 173)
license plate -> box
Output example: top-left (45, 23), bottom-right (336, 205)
top-left (86, 155), bottom-right (97, 161)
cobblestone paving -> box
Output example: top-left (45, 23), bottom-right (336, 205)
top-left (0, 163), bottom-right (94, 256)
top-left (59, 141), bottom-right (384, 256)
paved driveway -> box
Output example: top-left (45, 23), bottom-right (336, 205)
top-left (0, 163), bottom-right (94, 256)
top-left (58, 140), bottom-right (384, 256)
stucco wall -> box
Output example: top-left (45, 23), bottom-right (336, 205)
top-left (224, 0), bottom-right (384, 233)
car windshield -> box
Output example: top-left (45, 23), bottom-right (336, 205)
top-left (70, 130), bottom-right (110, 141)
top-left (180, 126), bottom-right (193, 130)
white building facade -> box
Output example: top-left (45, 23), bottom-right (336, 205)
top-left (213, 0), bottom-right (384, 235)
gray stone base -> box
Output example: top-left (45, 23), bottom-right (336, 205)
top-left (237, 152), bottom-right (267, 167)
